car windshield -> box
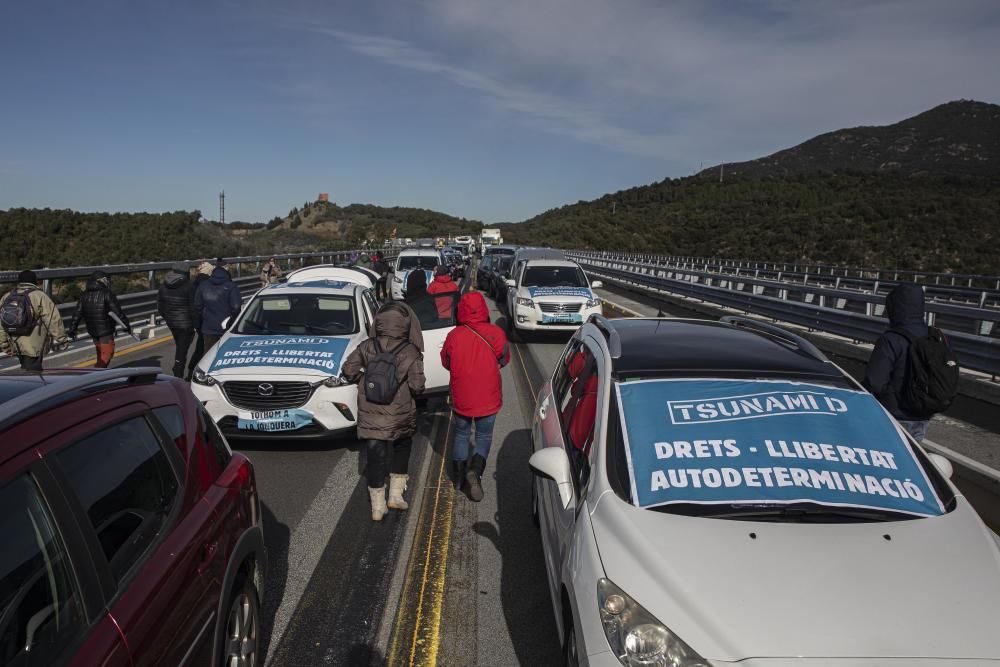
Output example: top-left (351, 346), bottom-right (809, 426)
top-left (398, 255), bottom-right (439, 271)
top-left (496, 257), bottom-right (513, 272)
top-left (608, 377), bottom-right (950, 522)
top-left (522, 266), bottom-right (588, 288)
top-left (236, 294), bottom-right (358, 335)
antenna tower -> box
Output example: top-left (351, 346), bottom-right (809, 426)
top-left (219, 190), bottom-right (225, 225)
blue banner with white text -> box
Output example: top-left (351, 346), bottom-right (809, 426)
top-left (615, 379), bottom-right (944, 516)
top-left (209, 335), bottom-right (350, 374)
top-left (528, 286), bottom-right (592, 299)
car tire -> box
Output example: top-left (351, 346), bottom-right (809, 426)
top-left (564, 615), bottom-right (580, 667)
top-left (506, 314), bottom-right (521, 343)
top-left (220, 573), bottom-right (260, 667)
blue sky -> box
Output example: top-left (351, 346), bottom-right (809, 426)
top-left (1, 0), bottom-right (998, 223)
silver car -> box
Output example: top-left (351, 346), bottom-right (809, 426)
top-left (530, 315), bottom-right (1000, 666)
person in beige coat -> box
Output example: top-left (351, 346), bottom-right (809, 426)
top-left (0, 270), bottom-right (70, 371)
top-left (342, 302), bottom-right (426, 520)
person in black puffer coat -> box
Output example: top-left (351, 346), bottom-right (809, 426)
top-left (158, 263), bottom-right (196, 378)
top-left (194, 265), bottom-right (242, 355)
top-left (188, 262), bottom-right (213, 376)
top-left (69, 270), bottom-right (132, 368)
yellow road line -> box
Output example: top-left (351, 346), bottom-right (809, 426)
top-left (407, 413), bottom-right (455, 666)
top-left (512, 342), bottom-right (538, 401)
top-left (71, 334), bottom-right (172, 368)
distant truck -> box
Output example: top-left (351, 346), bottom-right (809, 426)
top-left (453, 235), bottom-right (474, 252)
top-left (479, 228), bottom-right (503, 249)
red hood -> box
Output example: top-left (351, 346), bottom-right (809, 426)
top-left (458, 291), bottom-right (489, 324)
top-left (433, 274), bottom-right (456, 286)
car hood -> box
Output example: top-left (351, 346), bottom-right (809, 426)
top-left (200, 333), bottom-right (356, 377)
top-left (589, 493), bottom-right (1000, 662)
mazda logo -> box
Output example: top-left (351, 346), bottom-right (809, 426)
top-left (257, 383), bottom-right (275, 397)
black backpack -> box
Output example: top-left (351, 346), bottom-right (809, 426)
top-left (891, 327), bottom-right (960, 416)
top-left (1, 288), bottom-right (39, 336)
top-left (364, 339), bottom-right (411, 405)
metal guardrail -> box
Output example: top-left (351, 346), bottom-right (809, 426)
top-left (570, 253), bottom-right (1000, 379)
top-left (584, 252), bottom-right (1000, 309)
top-left (596, 252), bottom-right (1000, 290)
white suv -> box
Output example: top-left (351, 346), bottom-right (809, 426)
top-left (391, 248), bottom-right (444, 301)
top-left (505, 258), bottom-right (603, 340)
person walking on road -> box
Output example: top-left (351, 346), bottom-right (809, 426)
top-left (69, 270), bottom-right (132, 369)
top-left (0, 270), bottom-right (70, 371)
top-left (372, 252), bottom-right (390, 301)
top-left (260, 257), bottom-right (283, 287)
top-left (863, 282), bottom-right (958, 442)
top-left (342, 302), bottom-right (426, 521)
top-left (442, 291), bottom-right (510, 501)
top-left (194, 264), bottom-right (242, 354)
top-left (427, 265), bottom-right (459, 319)
top-left (188, 261), bottom-right (213, 376)
top-left (157, 263), bottom-right (196, 378)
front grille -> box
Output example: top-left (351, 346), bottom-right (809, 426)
top-left (222, 381), bottom-right (315, 411)
top-left (538, 302), bottom-right (582, 313)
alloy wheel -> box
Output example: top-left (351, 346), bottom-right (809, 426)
top-left (225, 587), bottom-right (259, 667)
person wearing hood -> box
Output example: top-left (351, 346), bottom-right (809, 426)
top-left (157, 263), bottom-right (196, 378)
top-left (441, 291), bottom-right (509, 501)
top-left (356, 252), bottom-right (374, 270)
top-left (342, 302), bottom-right (426, 521)
top-left (863, 282), bottom-right (933, 441)
top-left (188, 261), bottom-right (214, 376)
top-left (426, 265), bottom-right (459, 319)
top-left (69, 270), bottom-right (131, 368)
top-left (194, 264), bottom-right (242, 354)
top-left (0, 270), bottom-right (70, 371)
top-left (404, 267), bottom-right (437, 325)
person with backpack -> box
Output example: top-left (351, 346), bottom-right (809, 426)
top-left (342, 302), bottom-right (426, 521)
top-left (194, 264), bottom-right (242, 353)
top-left (157, 263), bottom-right (196, 378)
top-left (0, 270), bottom-right (70, 371)
top-left (863, 282), bottom-right (959, 442)
top-left (441, 291), bottom-right (510, 501)
top-left (69, 270), bottom-right (132, 369)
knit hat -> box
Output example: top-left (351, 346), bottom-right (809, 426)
top-left (18, 270), bottom-right (37, 284)
top-left (197, 261), bottom-right (213, 276)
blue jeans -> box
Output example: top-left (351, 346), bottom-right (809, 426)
top-left (451, 412), bottom-right (498, 462)
top-left (898, 419), bottom-right (930, 443)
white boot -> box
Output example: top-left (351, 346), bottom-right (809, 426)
top-left (369, 485), bottom-right (388, 521)
top-left (388, 474), bottom-right (409, 510)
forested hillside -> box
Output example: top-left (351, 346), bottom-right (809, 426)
top-left (506, 100), bottom-right (1000, 275)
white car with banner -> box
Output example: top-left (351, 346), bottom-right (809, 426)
top-left (191, 266), bottom-right (381, 439)
top-left (391, 248), bottom-right (443, 300)
top-left (529, 315), bottom-right (1000, 666)
top-left (505, 257), bottom-right (602, 340)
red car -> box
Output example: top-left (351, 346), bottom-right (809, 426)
top-left (0, 367), bottom-right (266, 667)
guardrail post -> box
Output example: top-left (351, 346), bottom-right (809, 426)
top-left (42, 279), bottom-right (52, 297)
top-left (147, 270), bottom-right (155, 291)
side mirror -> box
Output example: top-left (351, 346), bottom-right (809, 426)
top-left (529, 448), bottom-right (576, 511)
top-left (928, 452), bottom-right (954, 479)
top-left (221, 317), bottom-right (231, 330)
top-left (505, 279), bottom-right (516, 287)
top-left (591, 280), bottom-right (603, 289)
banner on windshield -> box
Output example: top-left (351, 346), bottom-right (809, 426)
top-left (528, 286), bottom-right (592, 299)
top-left (615, 379), bottom-right (944, 517)
top-left (209, 336), bottom-right (351, 374)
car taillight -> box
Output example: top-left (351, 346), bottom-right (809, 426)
top-left (217, 452), bottom-right (254, 489)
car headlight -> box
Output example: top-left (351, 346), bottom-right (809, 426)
top-left (192, 367), bottom-right (216, 386)
top-left (586, 297), bottom-right (602, 308)
top-left (598, 579), bottom-right (709, 667)
top-left (322, 374), bottom-right (347, 388)
top-left (516, 297), bottom-right (535, 308)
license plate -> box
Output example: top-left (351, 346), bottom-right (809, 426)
top-left (236, 408), bottom-right (313, 432)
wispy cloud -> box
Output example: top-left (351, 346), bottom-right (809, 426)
top-left (307, 25), bottom-right (682, 158)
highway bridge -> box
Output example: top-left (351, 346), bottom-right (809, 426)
top-left (2, 252), bottom-right (999, 665)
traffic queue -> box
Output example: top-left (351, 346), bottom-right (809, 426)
top-left (2, 244), bottom-right (996, 667)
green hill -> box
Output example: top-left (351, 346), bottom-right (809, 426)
top-left (506, 100), bottom-right (1000, 275)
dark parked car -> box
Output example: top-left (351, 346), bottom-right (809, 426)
top-left (0, 367), bottom-right (265, 667)
top-left (489, 255), bottom-right (515, 301)
top-left (476, 254), bottom-right (496, 295)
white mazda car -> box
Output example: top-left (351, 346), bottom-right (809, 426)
top-left (530, 315), bottom-right (1000, 666)
top-left (190, 266), bottom-right (380, 439)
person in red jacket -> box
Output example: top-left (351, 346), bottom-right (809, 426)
top-left (426, 265), bottom-right (460, 320)
top-left (441, 291), bottom-right (510, 501)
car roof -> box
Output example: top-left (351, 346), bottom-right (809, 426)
top-left (522, 259), bottom-right (579, 269)
top-left (284, 265), bottom-right (376, 288)
top-left (260, 280), bottom-right (359, 295)
top-left (398, 248), bottom-right (441, 256)
top-left (514, 248), bottom-right (566, 261)
top-left (597, 318), bottom-right (847, 381)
